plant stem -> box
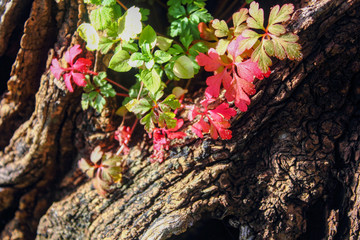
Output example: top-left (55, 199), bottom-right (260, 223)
top-left (116, 93), bottom-right (129, 97)
top-left (137, 82), bottom-right (144, 100)
top-left (105, 77), bottom-right (129, 92)
top-left (86, 70), bottom-right (129, 92)
top-left (130, 118), bottom-right (139, 134)
top-left (116, 0), bottom-right (128, 10)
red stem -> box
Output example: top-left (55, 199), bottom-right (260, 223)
top-left (86, 70), bottom-right (129, 92)
top-left (130, 118), bottom-right (139, 134)
top-left (116, 93), bottom-right (129, 97)
top-left (105, 77), bottom-right (129, 92)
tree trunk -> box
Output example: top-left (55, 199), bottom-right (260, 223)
top-left (0, 0), bottom-right (359, 239)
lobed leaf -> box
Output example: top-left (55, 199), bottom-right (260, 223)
top-left (272, 33), bottom-right (302, 61)
top-left (247, 1), bottom-right (264, 30)
top-left (141, 110), bottom-right (156, 132)
top-left (268, 4), bottom-right (294, 27)
top-left (212, 19), bottom-right (229, 38)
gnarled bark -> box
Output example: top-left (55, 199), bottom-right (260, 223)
top-left (0, 0), bottom-right (359, 239)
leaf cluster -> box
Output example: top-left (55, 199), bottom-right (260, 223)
top-left (78, 146), bottom-right (123, 196)
top-left (81, 72), bottom-right (116, 112)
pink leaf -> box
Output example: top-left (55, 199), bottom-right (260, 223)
top-left (63, 73), bottom-right (74, 92)
top-left (235, 59), bottom-right (264, 82)
top-left (227, 35), bottom-right (246, 58)
top-left (65, 45), bottom-right (82, 66)
top-left (50, 59), bottom-right (64, 80)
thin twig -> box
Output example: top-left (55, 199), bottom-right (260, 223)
top-left (116, 0), bottom-right (128, 10)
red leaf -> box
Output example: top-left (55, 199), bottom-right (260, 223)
top-left (73, 58), bottom-right (92, 72)
top-left (224, 73), bottom-right (254, 112)
top-left (196, 48), bottom-right (223, 72)
top-left (205, 69), bottom-right (232, 98)
top-left (71, 72), bottom-right (87, 87)
top-left (209, 102), bottom-right (237, 121)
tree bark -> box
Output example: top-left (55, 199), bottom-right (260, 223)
top-left (0, 0), bottom-right (359, 239)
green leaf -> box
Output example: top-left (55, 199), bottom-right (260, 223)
top-left (180, 32), bottom-right (193, 49)
top-left (121, 41), bottom-right (139, 52)
top-left (267, 24), bottom-right (286, 36)
top-left (161, 94), bottom-right (180, 110)
top-left (168, 5), bottom-right (186, 19)
top-left (90, 6), bottom-right (114, 31)
top-left (84, 0), bottom-right (101, 4)
top-left (168, 44), bottom-right (185, 55)
top-left (238, 29), bottom-right (261, 53)
top-left (158, 111), bottom-right (176, 129)
top-left (212, 19), bottom-right (229, 38)
top-left (188, 41), bottom-right (208, 57)
top-left (93, 72), bottom-right (107, 87)
top-left (233, 9), bottom-right (248, 35)
top-left (139, 25), bottom-right (157, 49)
top-left (154, 50), bottom-right (172, 64)
top-left (251, 41), bottom-right (272, 73)
top-left (128, 52), bottom-right (145, 68)
top-left (93, 94), bottom-right (106, 112)
top-left (140, 8), bottom-right (150, 21)
top-left (149, 90), bottom-right (164, 102)
top-left (81, 93), bottom-right (91, 110)
top-left (140, 110), bottom-right (156, 132)
top-left (145, 59), bottom-right (155, 70)
top-left (100, 84), bottom-right (116, 97)
top-left (233, 9), bottom-right (248, 27)
top-left (156, 36), bottom-right (173, 51)
top-left (190, 8), bottom-right (212, 23)
top-left (125, 98), bottom-right (152, 114)
top-left (169, 19), bottom-right (183, 37)
top-left (268, 4), bottom-right (294, 27)
top-left (77, 23), bottom-right (99, 51)
top-left (140, 69), bottom-right (161, 94)
top-left (263, 39), bottom-right (275, 57)
top-left (247, 1), bottom-right (264, 30)
top-left (272, 33), bottom-right (302, 61)
top-left (173, 55), bottom-right (194, 79)
top-left (108, 49), bottom-right (132, 72)
top-left (102, 0), bottom-right (116, 6)
top-left (98, 37), bottom-right (114, 54)
top-left (216, 39), bottom-right (231, 55)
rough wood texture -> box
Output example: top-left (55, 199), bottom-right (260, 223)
top-left (0, 0), bottom-right (359, 239)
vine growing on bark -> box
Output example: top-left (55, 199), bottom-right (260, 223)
top-left (50, 0), bottom-right (301, 196)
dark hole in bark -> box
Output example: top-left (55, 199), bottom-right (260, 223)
top-left (301, 200), bottom-right (326, 240)
top-left (169, 218), bottom-right (239, 240)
